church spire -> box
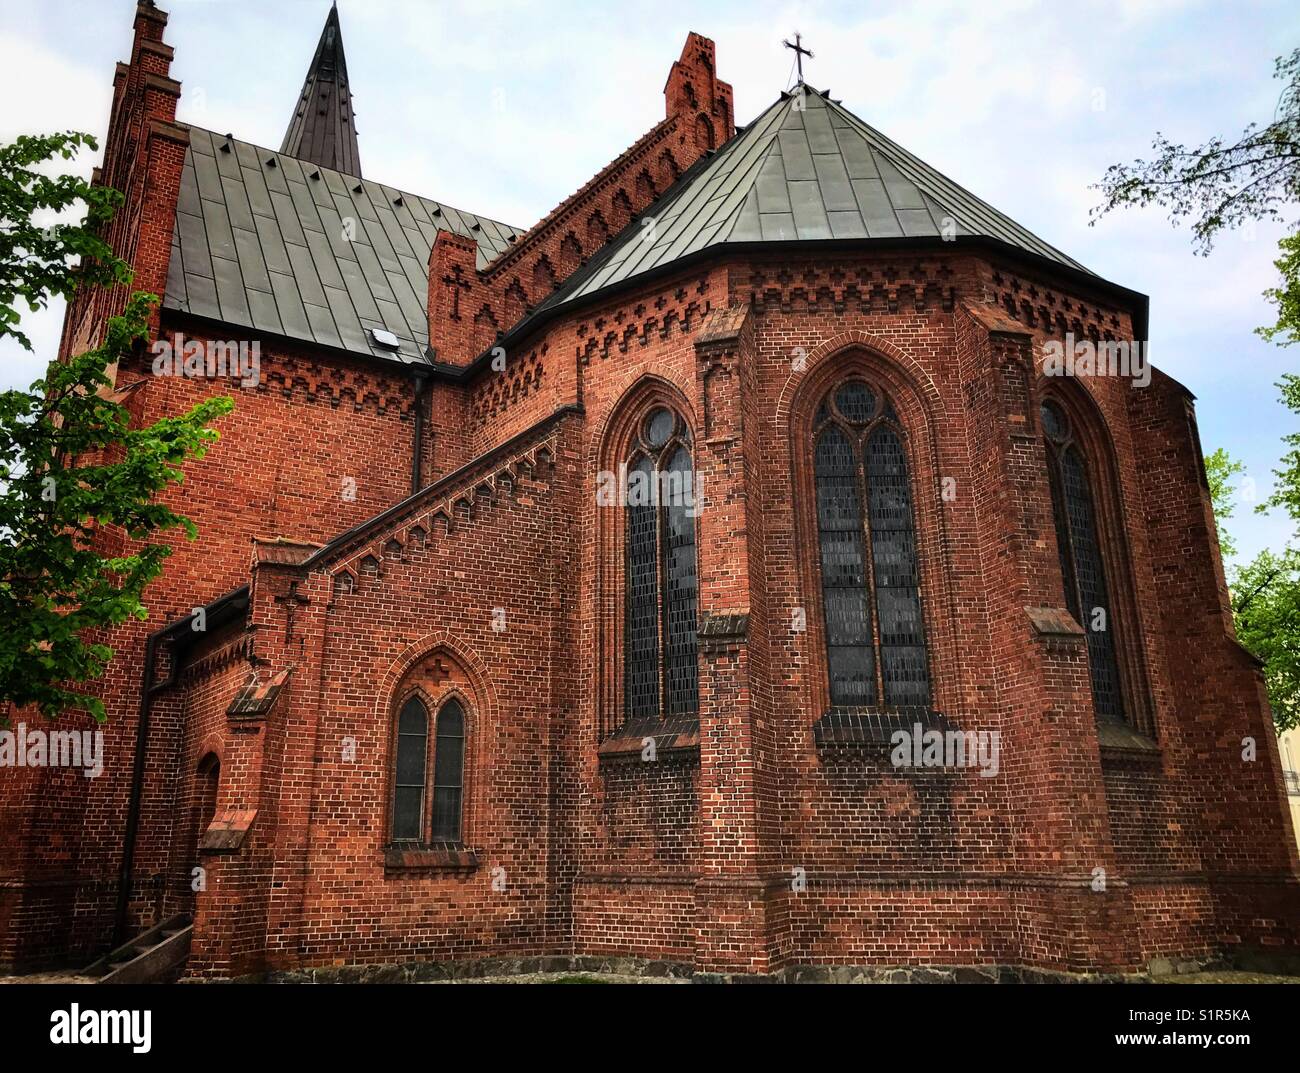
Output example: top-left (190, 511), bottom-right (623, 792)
top-left (280, 2), bottom-right (361, 178)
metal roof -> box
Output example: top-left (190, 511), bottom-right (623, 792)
top-left (280, 3), bottom-right (361, 179)
top-left (549, 86), bottom-right (1092, 309)
top-left (164, 85), bottom-right (1100, 368)
top-left (162, 126), bottom-right (524, 364)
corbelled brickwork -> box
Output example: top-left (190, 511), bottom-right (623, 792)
top-left (1, 1), bottom-right (1296, 979)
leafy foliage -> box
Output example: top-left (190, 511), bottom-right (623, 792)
top-left (1258, 233), bottom-right (1300, 345)
top-left (0, 132), bottom-right (131, 350)
top-left (1259, 373), bottom-right (1300, 522)
top-left (1093, 49), bottom-right (1300, 345)
top-left (1097, 46), bottom-right (1300, 730)
top-left (0, 132), bottom-right (232, 722)
top-left (1207, 377), bottom-right (1300, 732)
top-left (1205, 446), bottom-right (1245, 560)
top-left (1231, 547), bottom-right (1300, 733)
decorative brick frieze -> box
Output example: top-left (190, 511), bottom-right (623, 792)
top-left (746, 257), bottom-right (960, 315)
top-left (470, 345), bottom-right (547, 427)
top-left (986, 262), bottom-right (1126, 341)
top-left (575, 278), bottom-right (713, 366)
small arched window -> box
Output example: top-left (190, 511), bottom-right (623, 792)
top-left (392, 697), bottom-right (428, 842)
top-left (1041, 399), bottom-right (1125, 723)
top-left (624, 406), bottom-right (698, 720)
top-left (431, 699), bottom-right (465, 842)
top-left (813, 379), bottom-right (930, 709)
top-left (391, 694), bottom-right (468, 844)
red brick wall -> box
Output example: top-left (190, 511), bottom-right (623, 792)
top-left (0, 323), bottom-right (427, 968)
top-left (9, 237), bottom-right (1298, 975)
top-left (7, 2), bottom-right (1297, 978)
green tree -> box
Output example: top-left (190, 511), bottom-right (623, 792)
top-left (1233, 373), bottom-right (1300, 732)
top-left (1205, 446), bottom-right (1245, 560)
top-left (1093, 48), bottom-right (1300, 344)
top-left (1230, 547), bottom-right (1300, 732)
top-left (0, 132), bottom-right (232, 722)
top-left (1096, 46), bottom-right (1300, 730)
top-left (1206, 380), bottom-right (1300, 732)
top-left (1260, 373), bottom-right (1300, 521)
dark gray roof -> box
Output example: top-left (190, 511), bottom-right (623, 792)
top-left (163, 126), bottom-right (524, 363)
top-left (166, 86), bottom-right (1097, 368)
top-left (280, 3), bottom-right (361, 179)
top-left (553, 87), bottom-right (1091, 307)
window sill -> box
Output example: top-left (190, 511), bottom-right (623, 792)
top-left (383, 844), bottom-right (478, 875)
top-left (813, 707), bottom-right (949, 752)
top-left (1096, 720), bottom-right (1161, 765)
top-left (598, 716), bottom-right (700, 765)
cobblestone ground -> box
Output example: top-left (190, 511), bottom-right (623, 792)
top-left (0, 972), bottom-right (96, 984)
top-left (1162, 971), bottom-right (1299, 984)
top-left (447, 971), bottom-right (1300, 985)
top-left (447, 972), bottom-right (684, 984)
top-left (1, 969), bottom-right (1296, 984)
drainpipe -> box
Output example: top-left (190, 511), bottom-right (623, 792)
top-left (410, 367), bottom-right (429, 496)
top-left (113, 625), bottom-right (172, 945)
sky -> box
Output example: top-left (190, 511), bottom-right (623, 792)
top-left (1, 0), bottom-right (1297, 565)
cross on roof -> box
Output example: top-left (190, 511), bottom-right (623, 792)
top-left (783, 32), bottom-right (813, 85)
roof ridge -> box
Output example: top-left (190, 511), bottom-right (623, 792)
top-left (607, 96), bottom-right (789, 287)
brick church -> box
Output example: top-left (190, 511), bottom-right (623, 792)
top-left (2, 0), bottom-right (1296, 980)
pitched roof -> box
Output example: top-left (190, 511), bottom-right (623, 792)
top-left (548, 87), bottom-right (1092, 309)
top-left (162, 126), bottom-right (523, 364)
top-left (163, 83), bottom-right (1109, 370)
top-left (280, 3), bottom-right (362, 179)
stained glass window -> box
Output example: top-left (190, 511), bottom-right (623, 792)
top-left (431, 699), bottom-right (465, 842)
top-left (813, 380), bottom-right (930, 709)
top-left (392, 697), bottom-right (427, 842)
top-left (624, 408), bottom-right (698, 721)
top-left (625, 455), bottom-right (660, 718)
top-left (1041, 400), bottom-right (1125, 723)
top-left (816, 425), bottom-right (875, 705)
top-left (867, 426), bottom-right (929, 707)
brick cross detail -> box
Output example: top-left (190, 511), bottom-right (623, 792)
top-left (430, 657), bottom-right (452, 683)
top-left (442, 265), bottom-right (471, 321)
top-left (274, 581), bottom-right (309, 643)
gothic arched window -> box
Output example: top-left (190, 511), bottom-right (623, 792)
top-left (392, 696), bottom-right (428, 842)
top-left (624, 406), bottom-right (698, 720)
top-left (1040, 398), bottom-right (1125, 723)
top-left (813, 380), bottom-right (930, 709)
top-left (431, 699), bottom-right (465, 842)
top-left (390, 694), bottom-right (468, 843)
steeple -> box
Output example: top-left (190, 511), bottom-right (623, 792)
top-left (280, 3), bottom-right (361, 178)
